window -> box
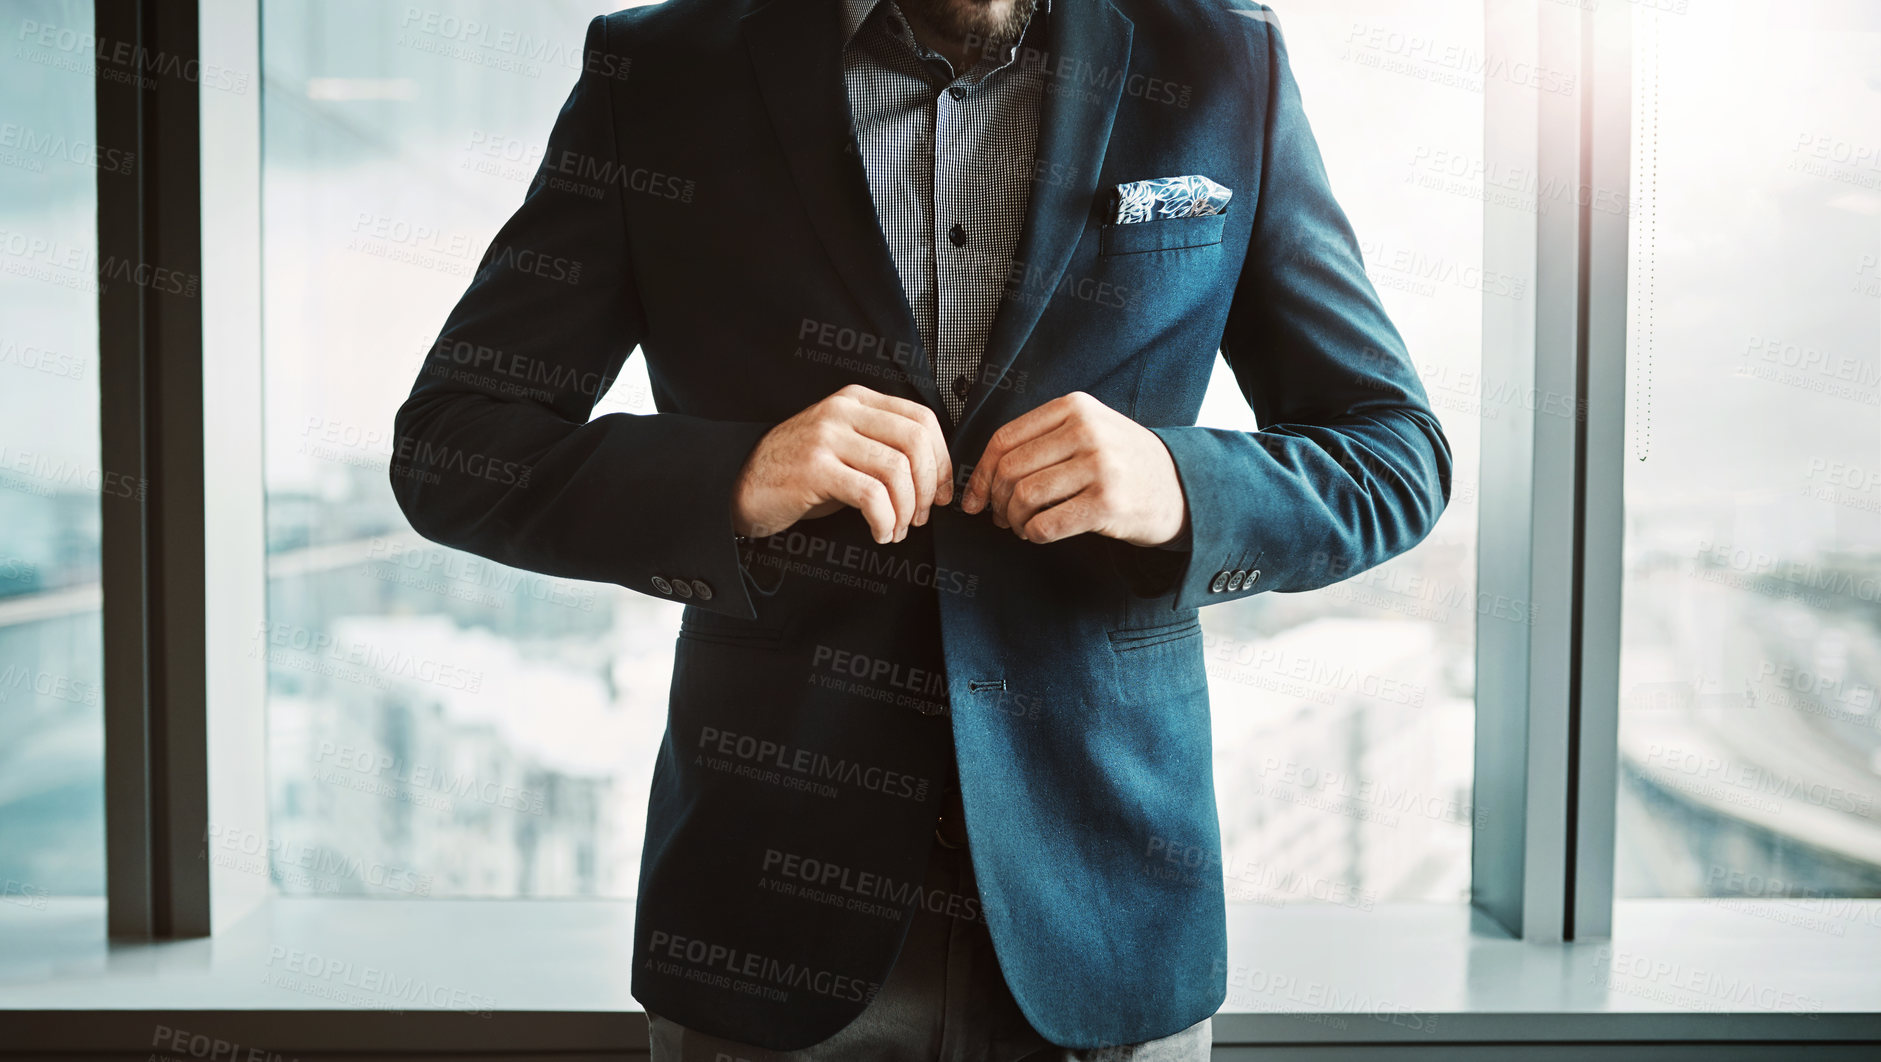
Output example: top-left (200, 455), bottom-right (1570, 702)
top-left (1198, 0), bottom-right (1483, 905)
top-left (0, 0), bottom-right (106, 904)
top-left (260, 0), bottom-right (656, 898)
top-left (1617, 0), bottom-right (1881, 898)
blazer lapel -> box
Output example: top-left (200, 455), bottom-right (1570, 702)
top-left (954, 0), bottom-right (1134, 441)
top-left (741, 0), bottom-right (948, 421)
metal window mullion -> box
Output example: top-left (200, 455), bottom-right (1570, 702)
top-left (98, 0), bottom-right (153, 940)
top-left (1476, 0), bottom-right (1551, 941)
top-left (1522, 0), bottom-right (1585, 942)
top-left (1475, 0), bottom-right (1627, 943)
top-left (98, 0), bottom-right (211, 941)
top-left (1570, 0), bottom-right (1632, 943)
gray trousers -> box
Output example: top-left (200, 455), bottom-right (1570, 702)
top-left (646, 834), bottom-right (1211, 1062)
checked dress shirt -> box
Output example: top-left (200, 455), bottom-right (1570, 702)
top-left (840, 0), bottom-right (1049, 424)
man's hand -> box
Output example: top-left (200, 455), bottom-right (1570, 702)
top-left (962, 391), bottom-right (1189, 547)
top-left (732, 384), bottom-right (953, 544)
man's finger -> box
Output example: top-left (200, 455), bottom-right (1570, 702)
top-left (964, 399), bottom-right (1074, 512)
top-left (842, 387), bottom-right (953, 511)
top-left (1003, 459), bottom-right (1094, 538)
top-left (986, 425), bottom-right (1082, 523)
top-left (823, 458), bottom-right (899, 545)
top-left (848, 405), bottom-right (940, 527)
top-left (1021, 488), bottom-right (1105, 544)
top-left (833, 433), bottom-right (916, 541)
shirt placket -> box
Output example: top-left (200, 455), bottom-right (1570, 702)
top-left (933, 82), bottom-right (971, 423)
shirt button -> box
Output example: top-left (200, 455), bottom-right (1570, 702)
top-left (948, 85), bottom-right (966, 100)
top-left (951, 374), bottom-right (972, 400)
top-left (948, 223), bottom-right (966, 247)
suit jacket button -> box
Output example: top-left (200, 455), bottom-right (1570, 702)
top-left (691, 579), bottom-right (713, 601)
top-left (1227, 570), bottom-right (1246, 591)
top-left (1209, 571), bottom-right (1229, 593)
top-left (672, 579), bottom-right (694, 599)
top-left (1247, 569), bottom-right (1261, 586)
top-left (651, 576), bottom-right (673, 594)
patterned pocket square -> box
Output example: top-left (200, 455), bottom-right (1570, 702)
top-left (1112, 174), bottom-right (1232, 224)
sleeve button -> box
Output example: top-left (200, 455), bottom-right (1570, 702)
top-left (651, 576), bottom-right (673, 594)
top-left (691, 579), bottom-right (713, 601)
top-left (1209, 571), bottom-right (1229, 593)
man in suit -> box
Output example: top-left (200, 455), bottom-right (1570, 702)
top-left (390, 0), bottom-right (1450, 1056)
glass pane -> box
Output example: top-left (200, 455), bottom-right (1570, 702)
top-left (1198, 0), bottom-right (1482, 905)
top-left (0, 0), bottom-right (105, 900)
top-left (261, 0), bottom-right (655, 898)
top-left (1617, 0), bottom-right (1881, 897)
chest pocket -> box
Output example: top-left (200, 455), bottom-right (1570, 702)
top-left (1098, 211), bottom-right (1228, 257)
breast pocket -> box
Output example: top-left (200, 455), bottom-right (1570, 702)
top-left (1098, 211), bottom-right (1227, 257)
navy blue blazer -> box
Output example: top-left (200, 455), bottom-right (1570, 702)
top-left (391, 0), bottom-right (1450, 1049)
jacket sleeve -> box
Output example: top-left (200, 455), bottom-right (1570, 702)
top-left (1131, 8), bottom-right (1453, 612)
top-left (389, 14), bottom-right (775, 620)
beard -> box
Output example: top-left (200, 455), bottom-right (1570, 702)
top-left (899, 0), bottom-right (1038, 50)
